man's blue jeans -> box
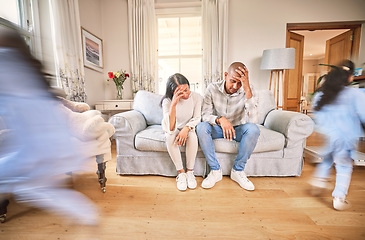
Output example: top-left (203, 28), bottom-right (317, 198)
top-left (196, 122), bottom-right (260, 171)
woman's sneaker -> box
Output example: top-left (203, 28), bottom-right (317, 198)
top-left (333, 197), bottom-right (351, 211)
top-left (186, 171), bottom-right (197, 189)
top-left (176, 172), bottom-right (187, 191)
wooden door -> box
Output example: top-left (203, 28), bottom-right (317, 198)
top-left (325, 30), bottom-right (353, 66)
top-left (284, 31), bottom-right (304, 112)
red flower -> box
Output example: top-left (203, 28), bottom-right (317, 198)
top-left (125, 73), bottom-right (130, 78)
top-left (108, 72), bottom-right (114, 78)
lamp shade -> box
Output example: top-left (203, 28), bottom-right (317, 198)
top-left (260, 48), bottom-right (295, 70)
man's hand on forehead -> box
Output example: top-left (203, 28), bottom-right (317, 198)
top-left (235, 65), bottom-right (247, 76)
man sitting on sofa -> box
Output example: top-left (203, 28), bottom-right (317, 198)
top-left (196, 62), bottom-right (260, 191)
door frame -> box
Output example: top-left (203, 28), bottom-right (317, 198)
top-left (287, 21), bottom-right (362, 60)
top-left (285, 21), bottom-right (363, 111)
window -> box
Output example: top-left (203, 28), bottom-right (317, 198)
top-left (157, 15), bottom-right (202, 95)
top-left (0, 0), bottom-right (40, 59)
top-left (0, 0), bottom-right (23, 26)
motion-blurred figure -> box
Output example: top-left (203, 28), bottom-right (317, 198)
top-left (0, 26), bottom-right (97, 224)
top-left (309, 60), bottom-right (365, 210)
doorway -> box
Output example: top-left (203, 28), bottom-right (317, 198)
top-left (292, 29), bottom-right (349, 110)
top-left (284, 21), bottom-right (362, 112)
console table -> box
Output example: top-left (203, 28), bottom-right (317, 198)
top-left (95, 100), bottom-right (133, 119)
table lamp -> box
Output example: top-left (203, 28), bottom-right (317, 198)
top-left (260, 48), bottom-right (295, 109)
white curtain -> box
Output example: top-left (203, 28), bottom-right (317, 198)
top-left (49, 0), bottom-right (87, 102)
top-left (202, 0), bottom-right (228, 90)
top-left (128, 0), bottom-right (157, 93)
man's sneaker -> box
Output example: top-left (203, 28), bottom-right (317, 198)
top-left (333, 197), bottom-right (351, 211)
top-left (176, 172), bottom-right (187, 191)
top-left (308, 177), bottom-right (329, 196)
top-left (201, 169), bottom-right (222, 189)
top-left (230, 169), bottom-right (255, 191)
top-left (186, 171), bottom-right (197, 189)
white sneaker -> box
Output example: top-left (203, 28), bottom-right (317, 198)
top-left (186, 171), bottom-right (197, 189)
top-left (201, 169), bottom-right (222, 189)
top-left (333, 197), bottom-right (351, 211)
top-left (308, 177), bottom-right (329, 196)
top-left (230, 169), bottom-right (255, 191)
top-left (176, 172), bottom-right (187, 191)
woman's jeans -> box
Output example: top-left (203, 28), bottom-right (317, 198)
top-left (196, 122), bottom-right (260, 171)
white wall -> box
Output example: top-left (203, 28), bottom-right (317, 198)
top-left (101, 0), bottom-right (131, 100)
top-left (227, 0), bottom-right (365, 90)
top-left (303, 59), bottom-right (320, 76)
top-left (78, 0), bottom-right (104, 107)
top-left (77, 0), bottom-right (365, 104)
top-left (78, 0), bottom-right (131, 106)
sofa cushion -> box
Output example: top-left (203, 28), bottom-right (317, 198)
top-left (135, 125), bottom-right (166, 152)
top-left (214, 125), bottom-right (285, 153)
top-left (133, 90), bottom-right (163, 125)
top-left (135, 124), bottom-right (285, 153)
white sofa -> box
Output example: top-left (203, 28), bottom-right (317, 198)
top-left (109, 90), bottom-right (314, 177)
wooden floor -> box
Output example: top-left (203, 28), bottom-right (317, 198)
top-left (1, 137), bottom-right (365, 239)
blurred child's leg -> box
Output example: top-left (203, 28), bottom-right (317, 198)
top-left (309, 153), bottom-right (333, 195)
top-left (332, 156), bottom-right (353, 199)
top-left (330, 140), bottom-right (354, 210)
top-left (313, 154), bottom-right (333, 180)
top-left (332, 155), bottom-right (353, 210)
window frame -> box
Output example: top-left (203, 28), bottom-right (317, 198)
top-left (0, 0), bottom-right (42, 60)
top-left (156, 7), bottom-right (203, 94)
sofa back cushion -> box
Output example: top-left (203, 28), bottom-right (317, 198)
top-left (133, 90), bottom-right (163, 125)
top-left (133, 89), bottom-right (275, 126)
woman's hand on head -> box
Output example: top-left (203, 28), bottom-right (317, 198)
top-left (171, 85), bottom-right (184, 106)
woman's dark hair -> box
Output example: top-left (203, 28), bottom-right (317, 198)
top-left (314, 68), bottom-right (349, 111)
top-left (160, 73), bottom-right (190, 107)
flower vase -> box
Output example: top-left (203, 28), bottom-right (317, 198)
top-left (116, 86), bottom-right (123, 100)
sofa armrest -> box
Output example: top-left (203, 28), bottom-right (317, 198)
top-left (263, 110), bottom-right (314, 148)
top-left (108, 110), bottom-right (147, 139)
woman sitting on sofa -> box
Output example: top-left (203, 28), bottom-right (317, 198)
top-left (160, 73), bottom-right (202, 191)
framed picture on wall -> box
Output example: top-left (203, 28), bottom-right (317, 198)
top-left (81, 27), bottom-right (103, 72)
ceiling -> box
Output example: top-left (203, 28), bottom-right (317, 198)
top-left (291, 29), bottom-right (349, 60)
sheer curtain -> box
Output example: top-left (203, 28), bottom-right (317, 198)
top-left (49, 0), bottom-right (87, 102)
top-left (128, 0), bottom-right (157, 93)
top-left (202, 0), bottom-right (228, 90)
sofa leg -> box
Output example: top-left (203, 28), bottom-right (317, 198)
top-left (97, 162), bottom-right (107, 193)
top-left (0, 199), bottom-right (9, 223)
